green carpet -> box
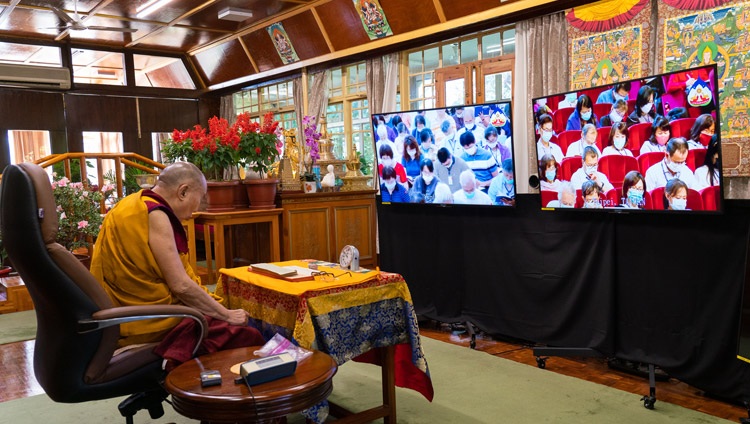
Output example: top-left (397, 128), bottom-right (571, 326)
top-left (0, 310), bottom-right (36, 344)
top-left (0, 337), bottom-right (734, 423)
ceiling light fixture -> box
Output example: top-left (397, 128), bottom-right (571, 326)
top-left (136, 0), bottom-right (173, 19)
top-left (218, 7), bottom-right (253, 22)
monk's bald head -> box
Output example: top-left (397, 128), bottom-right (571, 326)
top-left (156, 162), bottom-right (206, 190)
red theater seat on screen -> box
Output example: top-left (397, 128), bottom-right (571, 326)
top-left (575, 189), bottom-right (584, 208)
top-left (686, 148), bottom-right (707, 172)
top-left (670, 117), bottom-right (696, 139)
top-left (557, 130), bottom-right (582, 156)
top-left (628, 122), bottom-right (652, 153)
top-left (597, 126), bottom-right (611, 151)
top-left (650, 187), bottom-right (666, 210)
top-left (598, 155), bottom-right (639, 191)
top-left (560, 157), bottom-right (582, 181)
top-left (604, 189), bottom-right (619, 208)
top-left (541, 190), bottom-right (558, 207)
top-left (593, 103), bottom-right (612, 121)
top-left (627, 99), bottom-right (637, 115)
top-left (638, 152), bottom-right (666, 175)
top-left (700, 185), bottom-right (720, 211)
top-left (643, 190), bottom-right (653, 210)
top-left (553, 107), bottom-right (575, 133)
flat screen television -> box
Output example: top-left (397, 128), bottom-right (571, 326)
top-left (532, 64), bottom-right (722, 213)
top-left (372, 102), bottom-right (515, 207)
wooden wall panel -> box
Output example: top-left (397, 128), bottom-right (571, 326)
top-left (333, 204), bottom-right (374, 264)
top-left (138, 98), bottom-right (199, 133)
top-left (64, 94), bottom-right (136, 131)
top-left (315, 0), bottom-right (370, 51)
top-left (241, 29), bottom-right (284, 73)
top-left (193, 40), bottom-right (254, 87)
top-left (282, 10), bottom-right (331, 59)
top-left (285, 208), bottom-right (331, 262)
top-left (437, 0), bottom-right (497, 21)
top-left (380, 0), bottom-right (441, 33)
top-left (0, 89), bottom-right (65, 130)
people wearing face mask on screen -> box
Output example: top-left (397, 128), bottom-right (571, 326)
top-left (482, 126), bottom-right (512, 168)
top-left (379, 166), bottom-right (410, 203)
top-left (536, 113), bottom-right (563, 163)
top-left (694, 134), bottom-right (721, 191)
top-left (566, 94), bottom-right (598, 131)
top-left (570, 146), bottom-right (614, 193)
top-left (581, 180), bottom-right (604, 209)
top-left (566, 123), bottom-right (601, 158)
top-left (401, 135), bottom-right (422, 186)
top-left (640, 116), bottom-right (672, 155)
top-left (645, 137), bottom-right (697, 190)
top-left (538, 154), bottom-right (561, 192)
top-left (546, 181), bottom-right (576, 208)
top-left (619, 171), bottom-right (647, 209)
top-left (459, 131), bottom-right (498, 192)
top-left (602, 122), bottom-right (633, 157)
top-left (377, 144), bottom-right (407, 185)
top-left (663, 178), bottom-right (689, 210)
top-left (435, 147), bottom-right (470, 193)
top-left (453, 170), bottom-right (491, 205)
top-left (599, 99), bottom-right (628, 127)
top-left (687, 114), bottom-right (715, 149)
top-left (409, 159), bottom-right (440, 203)
top-left (488, 159), bottom-right (515, 206)
top-left (627, 85), bottom-right (657, 126)
top-left (597, 82), bottom-right (631, 104)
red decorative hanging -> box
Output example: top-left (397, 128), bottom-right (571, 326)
top-left (662, 0), bottom-right (731, 10)
top-left (567, 0), bottom-right (650, 32)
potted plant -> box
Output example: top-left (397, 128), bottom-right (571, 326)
top-left (300, 115), bottom-right (321, 193)
top-left (51, 176), bottom-right (115, 268)
top-left (238, 112), bottom-right (282, 209)
top-left (163, 116), bottom-right (242, 212)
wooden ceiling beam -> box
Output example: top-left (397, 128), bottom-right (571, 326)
top-left (310, 7), bottom-right (334, 53)
top-left (238, 37), bottom-right (259, 74)
top-left (432, 0), bottom-right (447, 23)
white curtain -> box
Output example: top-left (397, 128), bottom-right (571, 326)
top-left (382, 53), bottom-right (399, 113)
top-left (515, 12), bottom-right (569, 193)
top-left (220, 94), bottom-right (235, 125)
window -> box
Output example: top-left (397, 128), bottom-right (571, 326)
top-left (8, 130), bottom-right (51, 167)
top-left (234, 79), bottom-right (296, 131)
top-left (0, 42), bottom-right (61, 66)
top-left (326, 62), bottom-right (371, 161)
top-left (404, 27), bottom-right (515, 107)
top-left (82, 131), bottom-right (124, 185)
top-left (72, 49), bottom-right (125, 86)
top-left (134, 54), bottom-right (195, 89)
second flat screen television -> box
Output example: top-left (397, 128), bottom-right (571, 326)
top-left (532, 64), bottom-right (722, 213)
top-left (374, 102), bottom-right (515, 207)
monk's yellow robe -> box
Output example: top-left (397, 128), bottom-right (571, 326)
top-left (90, 190), bottom-right (220, 346)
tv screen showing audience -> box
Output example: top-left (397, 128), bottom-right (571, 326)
top-left (532, 64), bottom-right (722, 213)
top-left (373, 102), bottom-right (516, 207)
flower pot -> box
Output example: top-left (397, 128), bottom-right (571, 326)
top-left (205, 181), bottom-right (238, 212)
top-left (303, 181), bottom-right (317, 193)
top-left (0, 266), bottom-right (12, 277)
top-left (232, 179), bottom-right (249, 209)
top-left (244, 179), bottom-right (278, 210)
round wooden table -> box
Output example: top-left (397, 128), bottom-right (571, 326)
top-left (165, 347), bottom-right (337, 423)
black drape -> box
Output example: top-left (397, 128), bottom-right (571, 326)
top-left (377, 193), bottom-right (750, 403)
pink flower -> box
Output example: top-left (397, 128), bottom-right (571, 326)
top-left (60, 212), bottom-right (67, 220)
top-left (77, 221), bottom-right (88, 229)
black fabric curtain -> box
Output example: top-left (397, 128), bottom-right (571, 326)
top-left (377, 193), bottom-right (750, 402)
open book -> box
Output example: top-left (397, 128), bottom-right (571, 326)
top-left (249, 263), bottom-right (316, 282)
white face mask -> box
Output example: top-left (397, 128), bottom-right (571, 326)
top-left (464, 145), bottom-right (477, 156)
top-left (609, 110), bottom-right (623, 123)
top-left (486, 141), bottom-right (498, 148)
top-left (422, 173), bottom-right (434, 184)
top-left (584, 199), bottom-right (602, 209)
top-left (641, 102), bottom-right (653, 114)
top-left (407, 149), bottom-right (417, 158)
top-left (381, 158), bottom-right (392, 167)
top-left (585, 164), bottom-right (598, 176)
top-left (384, 180), bottom-right (396, 191)
top-left (541, 130), bottom-right (553, 142)
top-left (613, 136), bottom-right (626, 150)
top-left (667, 160), bottom-right (683, 173)
top-left (671, 198), bottom-right (687, 210)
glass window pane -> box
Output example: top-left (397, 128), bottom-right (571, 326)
top-left (484, 73), bottom-right (499, 102)
top-left (442, 43), bottom-right (459, 66)
top-left (408, 51), bottom-right (422, 74)
top-left (423, 47), bottom-right (439, 71)
top-left (72, 49), bottom-right (125, 86)
top-left (133, 54), bottom-right (195, 89)
top-left (482, 33), bottom-right (502, 59)
top-left (502, 28), bottom-right (516, 55)
top-left (460, 39), bottom-right (478, 63)
top-left (445, 79), bottom-right (465, 106)
top-left (502, 71), bottom-right (513, 100)
top-left (409, 75), bottom-right (422, 99)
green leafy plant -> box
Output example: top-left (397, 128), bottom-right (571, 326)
top-left (51, 177), bottom-right (115, 251)
top-left (237, 112), bottom-right (281, 179)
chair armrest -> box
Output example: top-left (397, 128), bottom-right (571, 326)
top-left (79, 305), bottom-right (208, 355)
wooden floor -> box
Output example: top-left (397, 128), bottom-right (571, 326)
top-left (0, 323), bottom-right (747, 422)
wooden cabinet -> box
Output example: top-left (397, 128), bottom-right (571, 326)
top-left (279, 190), bottom-right (378, 268)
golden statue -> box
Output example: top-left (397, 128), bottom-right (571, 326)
top-left (279, 128), bottom-right (302, 191)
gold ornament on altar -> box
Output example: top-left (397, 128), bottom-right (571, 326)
top-left (315, 115), bottom-right (347, 184)
top-left (340, 146), bottom-right (372, 191)
top-left (279, 128), bottom-right (302, 191)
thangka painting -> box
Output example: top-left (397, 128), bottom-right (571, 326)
top-left (663, 4), bottom-right (744, 139)
top-left (570, 26), bottom-right (643, 90)
top-left (267, 22), bottom-right (299, 65)
top-left (352, 0), bottom-right (393, 39)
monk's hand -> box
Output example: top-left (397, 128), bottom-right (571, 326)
top-left (226, 309), bottom-right (250, 326)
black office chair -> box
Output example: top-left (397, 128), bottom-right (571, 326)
top-left (0, 163), bottom-right (207, 423)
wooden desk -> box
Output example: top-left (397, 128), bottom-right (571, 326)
top-left (165, 346), bottom-right (337, 423)
top-left (218, 261), bottom-right (434, 423)
top-left (0, 275), bottom-right (33, 313)
top-left (187, 209), bottom-right (282, 285)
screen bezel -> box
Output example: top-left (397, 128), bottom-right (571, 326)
top-left (532, 63), bottom-right (723, 214)
top-left (373, 101), bottom-right (516, 209)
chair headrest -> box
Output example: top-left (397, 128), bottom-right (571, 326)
top-left (17, 163), bottom-right (58, 245)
